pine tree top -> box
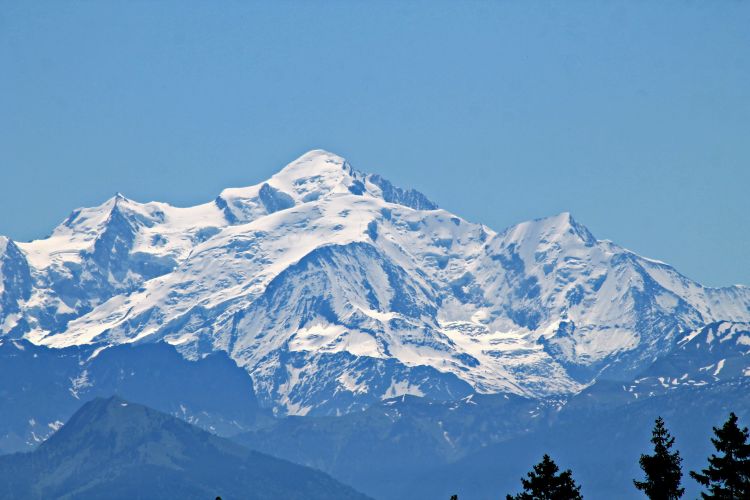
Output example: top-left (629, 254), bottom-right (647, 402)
top-left (690, 412), bottom-right (750, 499)
top-left (507, 454), bottom-right (583, 500)
top-left (634, 416), bottom-right (684, 499)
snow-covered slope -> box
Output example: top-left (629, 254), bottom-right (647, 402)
top-left (2, 150), bottom-right (749, 415)
top-left (617, 321), bottom-right (750, 398)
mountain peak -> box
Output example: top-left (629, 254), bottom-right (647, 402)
top-left (274, 149), bottom-right (351, 177)
top-left (49, 396), bottom-right (155, 448)
top-left (216, 150), bottom-right (359, 216)
top-left (268, 149), bottom-right (360, 196)
top-left (216, 150), bottom-right (436, 222)
top-left (58, 192), bottom-right (145, 232)
top-left (502, 211), bottom-right (597, 248)
top-left (549, 212), bottom-right (595, 243)
top-left (537, 211), bottom-right (581, 231)
top-left (279, 149), bottom-right (350, 174)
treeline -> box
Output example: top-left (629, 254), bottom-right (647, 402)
top-left (449, 412), bottom-right (750, 499)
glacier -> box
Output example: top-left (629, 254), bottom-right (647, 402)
top-left (2, 149), bottom-right (749, 415)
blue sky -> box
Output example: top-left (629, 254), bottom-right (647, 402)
top-left (1, 1), bottom-right (748, 286)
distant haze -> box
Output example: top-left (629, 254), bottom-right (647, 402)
top-left (1, 1), bottom-right (748, 286)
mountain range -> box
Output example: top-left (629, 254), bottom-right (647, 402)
top-left (2, 149), bottom-right (749, 417)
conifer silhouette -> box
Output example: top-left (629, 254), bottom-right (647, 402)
top-left (690, 412), bottom-right (750, 499)
top-left (634, 416), bottom-right (684, 499)
top-left (506, 453), bottom-right (583, 499)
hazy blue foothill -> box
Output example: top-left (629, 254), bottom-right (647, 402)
top-left (0, 340), bottom-right (269, 455)
top-left (0, 397), bottom-right (370, 500)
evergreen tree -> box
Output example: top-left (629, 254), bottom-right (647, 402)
top-left (506, 454), bottom-right (583, 500)
top-left (690, 412), bottom-right (750, 499)
top-left (634, 416), bottom-right (684, 499)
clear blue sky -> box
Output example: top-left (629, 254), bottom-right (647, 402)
top-left (1, 1), bottom-right (748, 286)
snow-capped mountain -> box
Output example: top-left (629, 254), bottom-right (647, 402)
top-left (2, 150), bottom-right (749, 415)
